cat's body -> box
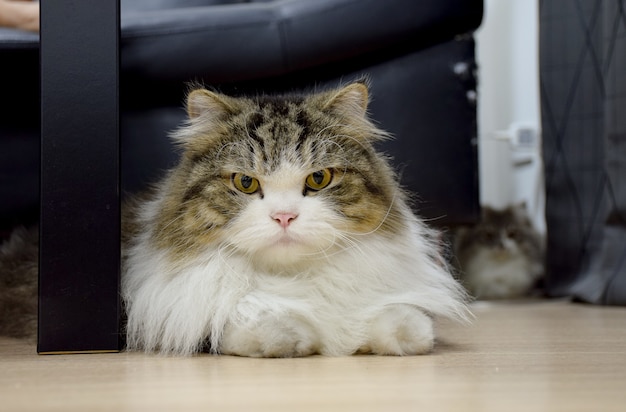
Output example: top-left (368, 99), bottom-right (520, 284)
top-left (453, 204), bottom-right (544, 300)
top-left (1, 82), bottom-right (469, 356)
top-left (124, 201), bottom-right (460, 356)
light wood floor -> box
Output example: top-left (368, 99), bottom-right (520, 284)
top-left (1, 300), bottom-right (625, 412)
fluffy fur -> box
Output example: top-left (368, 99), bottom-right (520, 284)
top-left (122, 82), bottom-right (469, 356)
top-left (454, 204), bottom-right (545, 300)
top-left (0, 226), bottom-right (38, 340)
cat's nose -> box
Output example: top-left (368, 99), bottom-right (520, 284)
top-left (271, 212), bottom-right (298, 228)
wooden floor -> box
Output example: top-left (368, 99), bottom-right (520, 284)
top-left (1, 300), bottom-right (625, 412)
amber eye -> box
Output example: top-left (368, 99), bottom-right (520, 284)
top-left (232, 173), bottom-right (260, 194)
top-left (305, 169), bottom-right (333, 191)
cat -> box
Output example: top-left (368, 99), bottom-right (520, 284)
top-left (453, 204), bottom-right (544, 300)
top-left (0, 226), bottom-right (38, 340)
top-left (0, 81), bottom-right (470, 356)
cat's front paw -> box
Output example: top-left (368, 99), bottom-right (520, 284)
top-left (219, 315), bottom-right (319, 358)
top-left (365, 305), bottom-right (434, 356)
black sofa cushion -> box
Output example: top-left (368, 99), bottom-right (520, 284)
top-left (121, 0), bottom-right (483, 84)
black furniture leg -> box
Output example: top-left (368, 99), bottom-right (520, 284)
top-left (39, 0), bottom-right (121, 353)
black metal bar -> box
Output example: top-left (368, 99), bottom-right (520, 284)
top-left (39, 0), bottom-right (121, 353)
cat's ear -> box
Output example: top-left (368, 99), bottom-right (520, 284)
top-left (322, 82), bottom-right (370, 119)
top-left (319, 82), bottom-right (390, 141)
top-left (172, 89), bottom-right (237, 152)
top-left (186, 88), bottom-right (235, 121)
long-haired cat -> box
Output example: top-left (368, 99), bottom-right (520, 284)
top-left (0, 82), bottom-right (469, 356)
top-left (0, 226), bottom-right (38, 340)
top-left (122, 82), bottom-right (469, 356)
top-left (453, 204), bottom-right (544, 300)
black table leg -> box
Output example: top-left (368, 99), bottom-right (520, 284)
top-left (39, 0), bottom-right (121, 353)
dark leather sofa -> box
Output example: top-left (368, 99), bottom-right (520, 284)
top-left (0, 0), bottom-right (483, 232)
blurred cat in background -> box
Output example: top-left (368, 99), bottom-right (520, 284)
top-left (453, 204), bottom-right (544, 300)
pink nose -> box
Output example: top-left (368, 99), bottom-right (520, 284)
top-left (271, 212), bottom-right (298, 228)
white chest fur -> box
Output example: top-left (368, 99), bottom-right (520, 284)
top-left (122, 216), bottom-right (467, 356)
top-left (462, 248), bottom-right (537, 299)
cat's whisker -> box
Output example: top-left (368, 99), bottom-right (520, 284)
top-left (342, 190), bottom-right (399, 238)
top-left (215, 243), bottom-right (240, 274)
top-left (295, 231), bottom-right (343, 260)
top-left (336, 232), bottom-right (373, 258)
top-left (157, 210), bottom-right (189, 234)
top-left (297, 229), bottom-right (368, 261)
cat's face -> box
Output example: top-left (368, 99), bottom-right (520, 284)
top-left (469, 205), bottom-right (534, 255)
top-left (153, 83), bottom-right (403, 269)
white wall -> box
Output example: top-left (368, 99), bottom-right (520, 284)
top-left (475, 0), bottom-right (545, 233)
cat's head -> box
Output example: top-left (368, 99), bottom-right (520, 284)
top-left (153, 82), bottom-right (405, 270)
top-left (461, 203), bottom-right (536, 254)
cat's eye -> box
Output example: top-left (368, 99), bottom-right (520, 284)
top-left (232, 173), bottom-right (260, 194)
top-left (506, 228), bottom-right (519, 239)
top-left (305, 169), bottom-right (333, 191)
top-left (482, 229), bottom-right (496, 242)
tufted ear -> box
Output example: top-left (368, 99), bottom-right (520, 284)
top-left (171, 88), bottom-right (238, 151)
top-left (322, 81), bottom-right (370, 119)
top-left (186, 88), bottom-right (236, 121)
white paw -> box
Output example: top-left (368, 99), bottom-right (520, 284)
top-left (220, 314), bottom-right (319, 358)
top-left (365, 305), bottom-right (434, 356)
